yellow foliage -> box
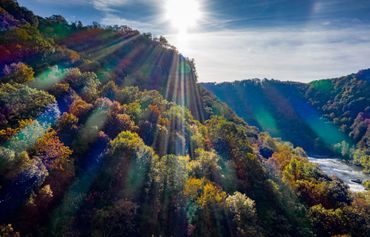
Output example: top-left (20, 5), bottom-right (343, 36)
top-left (184, 177), bottom-right (203, 200)
top-left (184, 178), bottom-right (227, 208)
top-left (39, 184), bottom-right (54, 198)
top-left (270, 142), bottom-right (308, 173)
top-left (34, 129), bottom-right (72, 170)
top-left (197, 182), bottom-right (227, 207)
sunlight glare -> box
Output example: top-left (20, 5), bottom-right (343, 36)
top-left (165, 0), bottom-right (202, 34)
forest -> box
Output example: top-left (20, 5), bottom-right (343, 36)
top-left (0, 1), bottom-right (369, 236)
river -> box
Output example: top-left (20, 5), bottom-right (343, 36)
top-left (308, 157), bottom-right (369, 192)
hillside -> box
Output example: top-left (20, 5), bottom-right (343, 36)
top-left (202, 70), bottom-right (370, 171)
top-left (0, 1), bottom-right (369, 236)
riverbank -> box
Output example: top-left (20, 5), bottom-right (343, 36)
top-left (308, 157), bottom-right (370, 192)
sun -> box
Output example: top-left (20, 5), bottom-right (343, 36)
top-left (165, 0), bottom-right (202, 34)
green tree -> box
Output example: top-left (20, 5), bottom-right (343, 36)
top-left (0, 83), bottom-right (55, 127)
top-left (187, 149), bottom-right (221, 182)
top-left (225, 192), bottom-right (261, 237)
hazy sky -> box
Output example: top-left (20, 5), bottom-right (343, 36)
top-left (18, 0), bottom-right (370, 82)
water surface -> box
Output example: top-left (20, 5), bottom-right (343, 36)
top-left (308, 157), bottom-right (369, 192)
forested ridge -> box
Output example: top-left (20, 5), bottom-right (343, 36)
top-left (203, 70), bottom-right (370, 173)
top-left (0, 1), bottom-right (369, 236)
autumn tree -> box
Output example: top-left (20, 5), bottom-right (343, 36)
top-left (187, 149), bottom-right (221, 182)
top-left (225, 192), bottom-right (261, 237)
top-left (2, 62), bottom-right (34, 84)
top-left (184, 178), bottom-right (228, 236)
top-left (33, 129), bottom-right (72, 171)
top-left (98, 131), bottom-right (157, 200)
top-left (55, 112), bottom-right (79, 145)
top-left (68, 95), bottom-right (93, 118)
top-left (64, 68), bottom-right (101, 102)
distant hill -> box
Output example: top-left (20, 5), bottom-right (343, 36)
top-left (202, 69), bottom-right (370, 168)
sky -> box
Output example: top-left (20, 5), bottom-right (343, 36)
top-left (18, 0), bottom-right (370, 83)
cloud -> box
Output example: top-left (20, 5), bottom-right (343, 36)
top-left (34, 0), bottom-right (90, 6)
top-left (101, 14), bottom-right (158, 33)
top-left (166, 26), bottom-right (370, 83)
top-left (93, 0), bottom-right (163, 33)
top-left (35, 0), bottom-right (137, 10)
top-left (91, 0), bottom-right (129, 12)
top-left (91, 0), bottom-right (159, 12)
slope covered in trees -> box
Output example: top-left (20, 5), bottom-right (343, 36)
top-left (202, 70), bottom-right (370, 171)
top-left (0, 1), bottom-right (369, 236)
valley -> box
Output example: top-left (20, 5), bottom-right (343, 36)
top-left (308, 157), bottom-right (369, 192)
top-left (202, 73), bottom-right (370, 174)
top-left (0, 1), bottom-right (369, 236)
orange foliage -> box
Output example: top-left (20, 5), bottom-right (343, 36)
top-left (116, 114), bottom-right (138, 132)
top-left (149, 104), bottom-right (160, 117)
top-left (34, 129), bottom-right (72, 171)
top-left (270, 143), bottom-right (301, 171)
top-left (68, 96), bottom-right (93, 117)
top-left (68, 50), bottom-right (80, 63)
